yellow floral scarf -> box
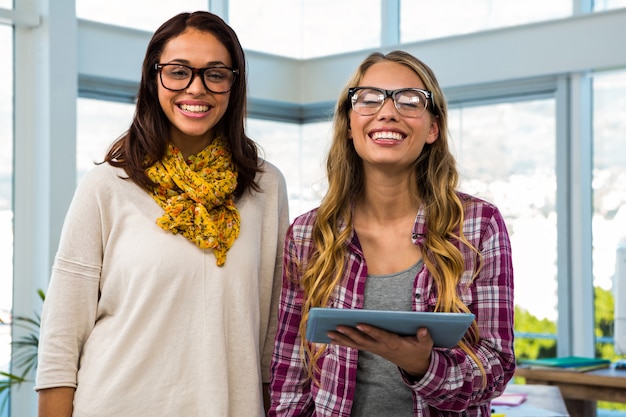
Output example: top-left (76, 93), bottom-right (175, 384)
top-left (145, 139), bottom-right (240, 266)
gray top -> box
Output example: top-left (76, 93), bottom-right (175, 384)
top-left (351, 260), bottom-right (423, 417)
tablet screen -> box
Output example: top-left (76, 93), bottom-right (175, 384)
top-left (306, 308), bottom-right (475, 348)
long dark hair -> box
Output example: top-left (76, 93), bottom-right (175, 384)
top-left (104, 11), bottom-right (260, 196)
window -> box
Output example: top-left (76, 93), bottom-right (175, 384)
top-left (229, 0), bottom-right (380, 58)
top-left (76, 98), bottom-right (135, 182)
top-left (246, 119), bottom-right (331, 219)
top-left (75, 0), bottom-right (209, 32)
top-left (401, 0), bottom-right (571, 43)
top-left (450, 99), bottom-right (558, 339)
top-left (594, 0), bottom-right (626, 11)
top-left (592, 70), bottom-right (626, 356)
top-left (0, 25), bottom-right (13, 382)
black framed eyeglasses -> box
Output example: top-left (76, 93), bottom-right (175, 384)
top-left (155, 63), bottom-right (239, 94)
top-left (348, 86), bottom-right (433, 117)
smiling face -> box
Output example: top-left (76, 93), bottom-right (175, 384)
top-left (348, 61), bottom-right (439, 174)
top-left (157, 28), bottom-right (233, 157)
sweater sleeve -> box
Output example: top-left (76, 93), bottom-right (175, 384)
top-left (260, 163), bottom-right (291, 383)
top-left (35, 167), bottom-right (108, 390)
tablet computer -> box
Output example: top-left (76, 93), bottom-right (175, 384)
top-left (306, 308), bottom-right (475, 348)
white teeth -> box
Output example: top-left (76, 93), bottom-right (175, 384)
top-left (180, 104), bottom-right (209, 113)
top-left (371, 131), bottom-right (404, 141)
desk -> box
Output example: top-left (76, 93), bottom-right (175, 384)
top-left (516, 366), bottom-right (626, 417)
top-left (503, 384), bottom-right (569, 415)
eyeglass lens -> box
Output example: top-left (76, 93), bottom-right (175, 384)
top-left (159, 64), bottom-right (236, 93)
top-left (351, 88), bottom-right (428, 117)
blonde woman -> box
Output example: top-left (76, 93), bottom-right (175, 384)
top-left (269, 51), bottom-right (515, 416)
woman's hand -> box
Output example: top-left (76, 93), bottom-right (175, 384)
top-left (327, 325), bottom-right (434, 377)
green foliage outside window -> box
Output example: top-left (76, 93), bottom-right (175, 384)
top-left (0, 289), bottom-right (44, 413)
top-left (514, 287), bottom-right (626, 412)
top-left (514, 306), bottom-right (557, 360)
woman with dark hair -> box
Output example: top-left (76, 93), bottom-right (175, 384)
top-left (35, 11), bottom-right (289, 417)
top-left (269, 50), bottom-right (515, 416)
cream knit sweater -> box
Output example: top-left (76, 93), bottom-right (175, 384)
top-left (36, 161), bottom-right (289, 417)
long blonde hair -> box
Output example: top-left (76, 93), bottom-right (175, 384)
top-left (296, 51), bottom-right (485, 383)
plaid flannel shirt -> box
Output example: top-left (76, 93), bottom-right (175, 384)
top-left (269, 193), bottom-right (516, 417)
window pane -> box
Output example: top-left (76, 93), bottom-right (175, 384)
top-left (246, 119), bottom-right (331, 219)
top-left (300, 122), bottom-right (332, 213)
top-left (0, 25), bottom-right (13, 388)
top-left (401, 0), bottom-right (571, 43)
top-left (450, 99), bottom-right (558, 328)
top-left (230, 0), bottom-right (380, 58)
top-left (76, 1), bottom-right (209, 32)
top-left (594, 0), bottom-right (626, 11)
top-left (76, 98), bottom-right (135, 181)
top-left (592, 70), bottom-right (626, 357)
